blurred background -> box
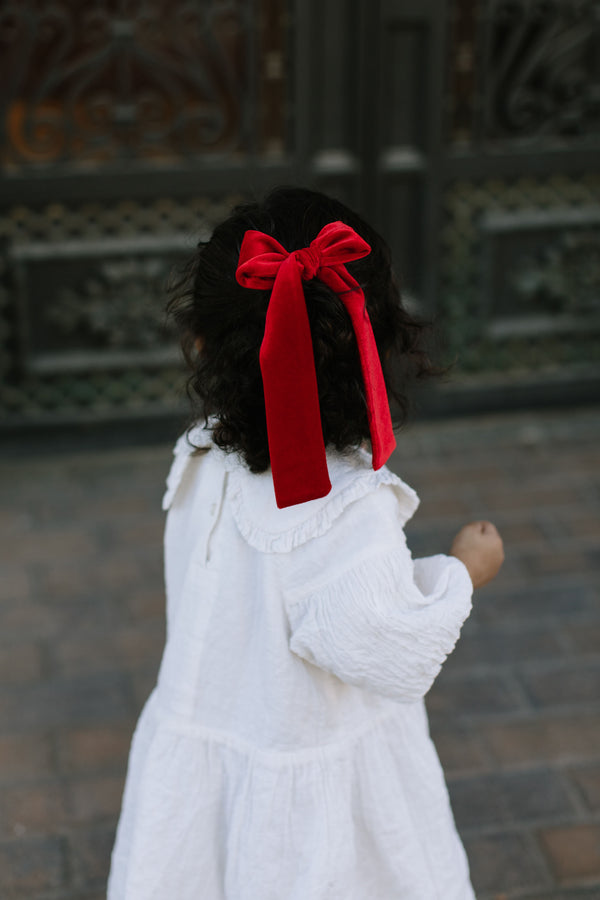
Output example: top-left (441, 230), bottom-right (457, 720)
top-left (0, 1), bottom-right (599, 899)
top-left (0, 0), bottom-right (598, 442)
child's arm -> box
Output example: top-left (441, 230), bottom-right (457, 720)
top-left (283, 490), bottom-right (503, 704)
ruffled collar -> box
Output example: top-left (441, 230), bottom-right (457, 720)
top-left (162, 423), bottom-right (419, 552)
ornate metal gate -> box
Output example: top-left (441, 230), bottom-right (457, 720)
top-left (438, 0), bottom-right (600, 408)
top-left (0, 0), bottom-right (598, 435)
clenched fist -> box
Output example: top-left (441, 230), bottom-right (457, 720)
top-left (450, 521), bottom-right (504, 589)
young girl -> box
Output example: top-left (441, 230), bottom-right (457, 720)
top-left (108, 187), bottom-right (503, 900)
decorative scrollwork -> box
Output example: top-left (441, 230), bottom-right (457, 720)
top-left (0, 0), bottom-right (253, 167)
top-left (486, 0), bottom-right (600, 139)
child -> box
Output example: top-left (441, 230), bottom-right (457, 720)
top-left (108, 187), bottom-right (504, 900)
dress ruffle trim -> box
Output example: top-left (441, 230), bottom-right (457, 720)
top-left (227, 449), bottom-right (419, 554)
top-left (162, 426), bottom-right (420, 551)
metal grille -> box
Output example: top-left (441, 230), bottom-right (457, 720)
top-left (0, 194), bottom-right (242, 422)
top-left (0, 0), bottom-right (289, 427)
top-left (483, 0), bottom-right (600, 142)
top-left (0, 0), bottom-right (255, 168)
top-left (448, 0), bottom-right (600, 145)
top-left (441, 173), bottom-right (600, 372)
top-left (0, 0), bottom-right (598, 429)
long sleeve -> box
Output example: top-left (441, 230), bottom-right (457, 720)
top-left (283, 487), bottom-right (473, 703)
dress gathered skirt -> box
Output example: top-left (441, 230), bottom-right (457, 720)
top-left (108, 427), bottom-right (476, 900)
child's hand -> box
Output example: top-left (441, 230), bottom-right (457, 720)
top-left (450, 521), bottom-right (504, 589)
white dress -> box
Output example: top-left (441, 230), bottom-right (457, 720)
top-left (108, 425), bottom-right (476, 900)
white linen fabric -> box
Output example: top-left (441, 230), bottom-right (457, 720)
top-left (108, 425), bottom-right (476, 900)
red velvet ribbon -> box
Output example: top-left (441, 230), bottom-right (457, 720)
top-left (236, 221), bottom-right (396, 508)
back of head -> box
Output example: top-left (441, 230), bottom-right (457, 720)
top-left (168, 186), bottom-right (434, 472)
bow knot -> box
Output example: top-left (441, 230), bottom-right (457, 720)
top-left (294, 246), bottom-right (320, 281)
top-left (236, 220), bottom-right (396, 508)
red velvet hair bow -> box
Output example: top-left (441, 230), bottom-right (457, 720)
top-left (236, 221), bottom-right (396, 508)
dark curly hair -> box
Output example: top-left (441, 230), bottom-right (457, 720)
top-left (167, 186), bottom-right (437, 472)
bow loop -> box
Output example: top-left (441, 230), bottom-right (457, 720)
top-left (236, 232), bottom-right (288, 290)
top-left (310, 221), bottom-right (371, 268)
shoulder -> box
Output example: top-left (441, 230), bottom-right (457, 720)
top-left (161, 423), bottom-right (213, 511)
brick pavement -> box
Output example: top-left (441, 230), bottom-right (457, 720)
top-left (0, 406), bottom-right (598, 900)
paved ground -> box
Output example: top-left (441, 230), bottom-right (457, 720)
top-left (0, 405), bottom-right (599, 900)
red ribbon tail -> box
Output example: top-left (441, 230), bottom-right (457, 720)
top-left (260, 256), bottom-right (331, 508)
top-left (319, 269), bottom-right (396, 470)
